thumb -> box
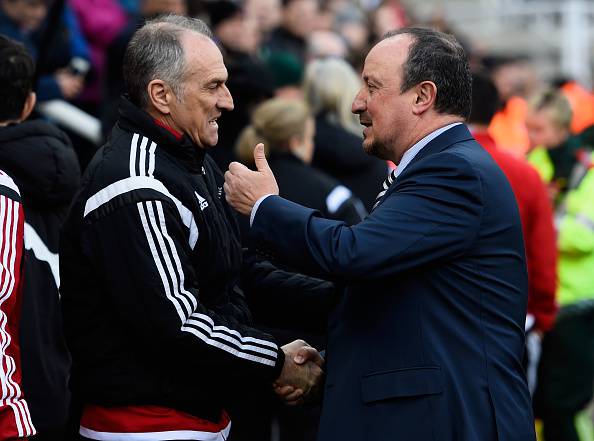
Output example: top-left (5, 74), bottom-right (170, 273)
top-left (253, 143), bottom-right (270, 173)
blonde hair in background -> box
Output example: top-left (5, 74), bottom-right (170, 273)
top-left (303, 58), bottom-right (362, 136)
top-left (528, 88), bottom-right (573, 130)
top-left (236, 98), bottom-right (311, 166)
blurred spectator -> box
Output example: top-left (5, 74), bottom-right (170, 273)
top-left (207, 0), bottom-right (260, 58)
top-left (262, 0), bottom-right (319, 67)
top-left (303, 57), bottom-right (387, 210)
top-left (525, 89), bottom-right (581, 204)
top-left (0, 35), bottom-right (79, 441)
top-left (70, 0), bottom-right (127, 114)
top-left (245, 0), bottom-right (281, 38)
top-left (101, 0), bottom-right (187, 137)
top-left (0, 0), bottom-right (90, 101)
top-left (205, 0), bottom-right (276, 171)
top-left (237, 97), bottom-right (366, 225)
top-left (555, 79), bottom-right (594, 135)
top-left (528, 88), bottom-right (594, 441)
top-left (370, 0), bottom-right (408, 40)
top-left (331, 3), bottom-right (368, 69)
top-left (487, 56), bottom-right (538, 156)
top-left (306, 30), bottom-right (347, 61)
top-left (266, 51), bottom-right (303, 98)
top-left (469, 72), bottom-right (557, 394)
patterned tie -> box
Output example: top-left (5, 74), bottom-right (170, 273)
top-left (372, 168), bottom-right (397, 210)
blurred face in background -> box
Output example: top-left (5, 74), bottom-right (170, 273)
top-left (290, 117), bottom-right (315, 163)
top-left (492, 61), bottom-right (537, 102)
top-left (1, 0), bottom-right (47, 31)
top-left (245, 0), bottom-right (281, 35)
top-left (216, 12), bottom-right (261, 55)
top-left (526, 108), bottom-right (570, 150)
top-left (283, 0), bottom-right (318, 38)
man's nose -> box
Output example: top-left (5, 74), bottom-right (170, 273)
top-left (219, 85), bottom-right (234, 111)
top-left (351, 90), bottom-right (366, 114)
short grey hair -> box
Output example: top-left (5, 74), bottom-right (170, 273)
top-left (123, 14), bottom-right (213, 108)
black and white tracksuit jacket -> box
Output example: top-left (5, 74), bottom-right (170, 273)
top-left (0, 120), bottom-right (79, 432)
top-left (60, 98), bottom-right (285, 422)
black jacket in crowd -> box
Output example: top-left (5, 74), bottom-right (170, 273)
top-left (60, 98), bottom-right (320, 422)
top-left (269, 152), bottom-right (367, 226)
top-left (0, 119), bottom-right (80, 431)
top-left (313, 114), bottom-right (388, 211)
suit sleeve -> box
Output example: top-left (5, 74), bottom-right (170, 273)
top-left (251, 153), bottom-right (484, 281)
top-left (241, 251), bottom-right (337, 332)
top-left (83, 198), bottom-right (284, 382)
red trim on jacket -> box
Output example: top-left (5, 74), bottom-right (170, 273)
top-left (0, 192), bottom-right (36, 439)
top-left (474, 131), bottom-right (558, 332)
top-left (153, 119), bottom-right (183, 140)
top-left (80, 404), bottom-right (230, 434)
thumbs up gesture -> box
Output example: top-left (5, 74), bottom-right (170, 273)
top-left (224, 143), bottom-right (279, 216)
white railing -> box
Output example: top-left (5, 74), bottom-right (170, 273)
top-left (407, 0), bottom-right (594, 88)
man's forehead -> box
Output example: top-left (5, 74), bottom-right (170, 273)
top-left (361, 35), bottom-right (410, 82)
top-left (182, 31), bottom-right (227, 76)
top-left (365, 34), bottom-right (411, 66)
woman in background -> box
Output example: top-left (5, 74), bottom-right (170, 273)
top-left (303, 57), bottom-right (388, 210)
top-left (237, 97), bottom-right (366, 225)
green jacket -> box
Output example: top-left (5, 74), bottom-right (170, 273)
top-left (553, 151), bottom-right (594, 304)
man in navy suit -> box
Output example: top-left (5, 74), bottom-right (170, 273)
top-left (224, 27), bottom-right (535, 441)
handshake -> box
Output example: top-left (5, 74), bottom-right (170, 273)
top-left (274, 339), bottom-right (325, 406)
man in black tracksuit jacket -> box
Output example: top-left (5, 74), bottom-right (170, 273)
top-left (0, 119), bottom-right (80, 440)
top-left (0, 35), bottom-right (80, 440)
top-left (60, 16), bottom-right (326, 439)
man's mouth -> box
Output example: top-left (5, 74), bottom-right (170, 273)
top-left (209, 116), bottom-right (219, 127)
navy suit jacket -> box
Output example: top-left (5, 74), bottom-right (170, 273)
top-left (251, 124), bottom-right (536, 441)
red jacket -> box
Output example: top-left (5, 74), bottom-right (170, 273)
top-left (0, 170), bottom-right (36, 439)
top-left (473, 131), bottom-right (558, 332)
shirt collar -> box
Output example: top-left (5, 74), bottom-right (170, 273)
top-left (393, 122), bottom-right (462, 180)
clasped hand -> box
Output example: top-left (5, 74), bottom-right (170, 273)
top-left (275, 339), bottom-right (324, 406)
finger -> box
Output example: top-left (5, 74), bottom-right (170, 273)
top-left (294, 346), bottom-right (323, 367)
top-left (283, 388), bottom-right (304, 402)
top-left (253, 143), bottom-right (270, 173)
top-left (273, 385), bottom-right (295, 397)
top-left (228, 161), bottom-right (247, 174)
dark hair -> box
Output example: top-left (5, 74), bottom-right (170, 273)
top-left (382, 27), bottom-right (472, 119)
top-left (469, 71), bottom-right (499, 125)
top-left (123, 14), bottom-right (212, 108)
top-left (0, 35), bottom-right (34, 121)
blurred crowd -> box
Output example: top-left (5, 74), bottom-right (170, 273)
top-left (1, 0), bottom-right (594, 440)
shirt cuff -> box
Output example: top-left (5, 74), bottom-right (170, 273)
top-left (250, 194), bottom-right (274, 227)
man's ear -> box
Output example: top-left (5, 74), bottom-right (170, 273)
top-left (147, 79), bottom-right (174, 115)
top-left (19, 91), bottom-right (36, 122)
top-left (412, 81), bottom-right (437, 116)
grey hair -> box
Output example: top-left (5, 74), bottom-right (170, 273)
top-left (123, 14), bottom-right (213, 108)
top-left (303, 58), bottom-right (362, 136)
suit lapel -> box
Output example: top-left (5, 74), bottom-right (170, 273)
top-left (378, 124), bottom-right (475, 205)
